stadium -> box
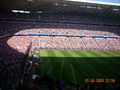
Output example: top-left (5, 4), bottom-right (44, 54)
top-left (0, 0), bottom-right (120, 90)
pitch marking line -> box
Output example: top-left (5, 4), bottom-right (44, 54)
top-left (72, 51), bottom-right (100, 77)
top-left (70, 63), bottom-right (76, 82)
top-left (59, 59), bottom-right (64, 81)
top-left (66, 51), bottom-right (87, 76)
top-left (47, 60), bottom-right (58, 74)
top-left (53, 50), bottom-right (66, 80)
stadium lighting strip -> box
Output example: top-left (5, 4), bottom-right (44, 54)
top-left (12, 10), bottom-right (30, 13)
top-left (37, 11), bottom-right (43, 13)
top-left (66, 0), bottom-right (120, 6)
top-left (27, 0), bottom-right (34, 2)
top-left (112, 8), bottom-right (119, 11)
top-left (53, 3), bottom-right (69, 6)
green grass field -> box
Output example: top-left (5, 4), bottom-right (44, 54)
top-left (33, 50), bottom-right (120, 84)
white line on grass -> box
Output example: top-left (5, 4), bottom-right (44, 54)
top-left (47, 60), bottom-right (58, 74)
top-left (70, 63), bottom-right (76, 82)
top-left (40, 50), bottom-right (50, 67)
top-left (59, 59), bottom-right (64, 81)
top-left (67, 51), bottom-right (90, 77)
top-left (39, 50), bottom-right (43, 74)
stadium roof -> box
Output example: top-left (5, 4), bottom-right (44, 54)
top-left (0, 0), bottom-right (120, 17)
top-left (66, 0), bottom-right (120, 6)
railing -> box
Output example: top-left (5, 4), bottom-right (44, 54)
top-left (18, 42), bottom-right (32, 85)
top-left (1, 33), bottom-right (119, 39)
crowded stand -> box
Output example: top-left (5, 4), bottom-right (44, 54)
top-left (0, 14), bottom-right (120, 89)
top-left (0, 37), bottom-right (24, 89)
top-left (0, 13), bottom-right (120, 25)
top-left (0, 21), bottom-right (120, 37)
top-left (0, 21), bottom-right (120, 53)
top-left (0, 0), bottom-right (120, 89)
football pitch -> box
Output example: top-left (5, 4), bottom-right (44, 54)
top-left (33, 50), bottom-right (120, 84)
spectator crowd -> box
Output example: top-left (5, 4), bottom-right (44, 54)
top-left (0, 13), bottom-right (120, 25)
top-left (0, 14), bottom-right (120, 89)
top-left (0, 21), bottom-right (120, 54)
